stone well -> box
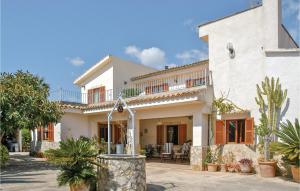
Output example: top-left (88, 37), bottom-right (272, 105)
top-left (98, 154), bottom-right (146, 191)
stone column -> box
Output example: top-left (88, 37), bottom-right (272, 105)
top-left (190, 113), bottom-right (208, 171)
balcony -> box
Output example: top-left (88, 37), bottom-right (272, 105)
top-left (50, 69), bottom-right (211, 105)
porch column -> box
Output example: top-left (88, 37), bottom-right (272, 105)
top-left (18, 129), bottom-right (22, 152)
top-left (190, 113), bottom-right (208, 171)
top-left (135, 118), bottom-right (140, 154)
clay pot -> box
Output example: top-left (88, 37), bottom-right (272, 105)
top-left (259, 161), bottom-right (277, 177)
top-left (240, 164), bottom-right (252, 173)
top-left (70, 183), bottom-right (89, 191)
top-left (207, 163), bottom-right (218, 172)
top-left (220, 164), bottom-right (227, 172)
top-left (291, 165), bottom-right (300, 183)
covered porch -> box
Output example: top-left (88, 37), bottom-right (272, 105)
top-left (139, 116), bottom-right (193, 163)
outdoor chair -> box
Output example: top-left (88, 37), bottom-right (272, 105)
top-left (160, 143), bottom-right (173, 162)
top-left (145, 144), bottom-right (153, 159)
top-left (174, 142), bottom-right (191, 162)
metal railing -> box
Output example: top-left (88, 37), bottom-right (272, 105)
top-left (50, 69), bottom-right (211, 105)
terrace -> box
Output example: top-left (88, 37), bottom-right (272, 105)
top-left (50, 67), bottom-right (211, 105)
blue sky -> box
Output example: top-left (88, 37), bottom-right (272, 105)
top-left (1, 0), bottom-right (299, 92)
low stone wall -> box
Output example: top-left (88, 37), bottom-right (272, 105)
top-left (98, 154), bottom-right (146, 191)
top-left (210, 144), bottom-right (259, 172)
top-left (31, 141), bottom-right (60, 152)
top-left (190, 146), bottom-right (207, 171)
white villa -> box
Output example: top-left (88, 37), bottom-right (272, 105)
top-left (31, 0), bottom-right (299, 171)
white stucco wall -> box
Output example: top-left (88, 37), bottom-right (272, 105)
top-left (60, 112), bottom-right (90, 140)
top-left (113, 57), bottom-right (157, 98)
top-left (199, 0), bottom-right (300, 125)
top-left (77, 56), bottom-right (156, 102)
top-left (199, 6), bottom-right (265, 122)
top-left (264, 50), bottom-right (300, 120)
top-left (54, 123), bottom-right (61, 142)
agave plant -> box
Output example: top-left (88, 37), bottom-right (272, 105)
top-left (271, 119), bottom-right (300, 166)
top-left (45, 137), bottom-right (99, 190)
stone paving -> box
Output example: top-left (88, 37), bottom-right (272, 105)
top-left (1, 153), bottom-right (299, 191)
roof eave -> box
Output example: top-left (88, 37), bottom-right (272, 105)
top-left (73, 55), bottom-right (112, 86)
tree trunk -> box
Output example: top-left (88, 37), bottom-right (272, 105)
top-left (264, 136), bottom-right (270, 161)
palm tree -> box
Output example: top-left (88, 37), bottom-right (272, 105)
top-left (45, 137), bottom-right (99, 191)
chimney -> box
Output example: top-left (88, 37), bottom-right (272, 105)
top-left (262, 0), bottom-right (282, 49)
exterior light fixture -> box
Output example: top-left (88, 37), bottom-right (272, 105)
top-left (117, 103), bottom-right (124, 113)
top-left (226, 42), bottom-right (235, 59)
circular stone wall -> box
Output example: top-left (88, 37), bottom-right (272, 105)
top-left (98, 154), bottom-right (146, 191)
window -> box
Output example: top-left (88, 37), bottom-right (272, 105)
top-left (88, 86), bottom-right (105, 104)
top-left (145, 83), bottom-right (169, 95)
top-left (186, 78), bottom-right (205, 88)
top-left (215, 118), bottom-right (254, 144)
top-left (226, 120), bottom-right (245, 143)
top-left (37, 123), bottom-right (54, 141)
top-left (167, 125), bottom-right (178, 145)
top-left (98, 123), bottom-right (108, 143)
top-left (98, 123), bottom-right (122, 143)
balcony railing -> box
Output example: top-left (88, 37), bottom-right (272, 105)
top-left (50, 69), bottom-right (211, 105)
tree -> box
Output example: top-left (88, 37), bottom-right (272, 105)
top-left (0, 71), bottom-right (63, 142)
top-left (255, 76), bottom-right (287, 161)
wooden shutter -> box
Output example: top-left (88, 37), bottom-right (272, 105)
top-left (178, 124), bottom-right (187, 145)
top-left (99, 86), bottom-right (106, 102)
top-left (215, 120), bottom-right (226, 145)
top-left (88, 89), bottom-right (93, 104)
top-left (156, 125), bottom-right (164, 145)
top-left (245, 118), bottom-right (254, 144)
top-left (145, 86), bottom-right (151, 95)
top-left (48, 123), bottom-right (54, 142)
top-left (114, 125), bottom-right (121, 144)
top-left (186, 79), bottom-right (192, 88)
top-left (162, 83), bottom-right (169, 92)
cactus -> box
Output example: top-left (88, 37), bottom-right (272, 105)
top-left (255, 77), bottom-right (287, 161)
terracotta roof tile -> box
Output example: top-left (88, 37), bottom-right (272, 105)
top-left (130, 60), bottom-right (208, 81)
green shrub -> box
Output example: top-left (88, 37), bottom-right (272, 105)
top-left (45, 137), bottom-right (98, 188)
top-left (0, 144), bottom-right (9, 166)
top-left (271, 119), bottom-right (300, 167)
top-left (122, 88), bottom-right (142, 98)
top-left (21, 128), bottom-right (31, 152)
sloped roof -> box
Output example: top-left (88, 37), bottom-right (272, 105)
top-left (198, 5), bottom-right (262, 28)
top-left (73, 55), bottom-right (111, 85)
top-left (131, 59), bottom-right (208, 81)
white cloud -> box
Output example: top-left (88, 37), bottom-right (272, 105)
top-left (66, 57), bottom-right (85, 66)
top-left (183, 18), bottom-right (197, 33)
top-left (125, 45), bottom-right (167, 68)
top-left (176, 49), bottom-right (208, 64)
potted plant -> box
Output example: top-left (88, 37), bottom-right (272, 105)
top-left (205, 148), bottom-right (219, 172)
top-left (220, 156), bottom-right (228, 172)
top-left (255, 77), bottom-right (287, 177)
top-left (239, 158), bottom-right (253, 173)
top-left (271, 119), bottom-right (300, 183)
top-left (45, 137), bottom-right (99, 191)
